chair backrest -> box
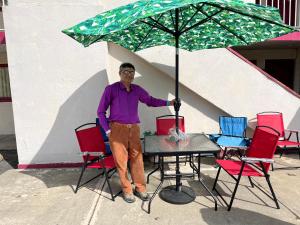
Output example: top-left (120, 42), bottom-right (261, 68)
top-left (156, 115), bottom-right (185, 135)
top-left (246, 126), bottom-right (280, 172)
top-left (256, 112), bottom-right (284, 138)
top-left (95, 118), bottom-right (109, 142)
top-left (75, 123), bottom-right (106, 160)
top-left (219, 116), bottom-right (247, 137)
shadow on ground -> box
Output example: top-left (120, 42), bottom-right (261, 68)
top-left (200, 207), bottom-right (295, 225)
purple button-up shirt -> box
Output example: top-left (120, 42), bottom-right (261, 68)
top-left (97, 82), bottom-right (168, 132)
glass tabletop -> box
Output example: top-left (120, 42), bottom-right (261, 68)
top-left (144, 133), bottom-right (220, 156)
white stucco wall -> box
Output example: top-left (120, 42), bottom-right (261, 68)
top-left (137, 46), bottom-right (300, 131)
top-left (3, 1), bottom-right (110, 164)
top-left (107, 43), bottom-right (224, 134)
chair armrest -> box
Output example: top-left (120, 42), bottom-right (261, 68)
top-left (223, 146), bottom-right (248, 150)
top-left (285, 129), bottom-right (300, 133)
top-left (241, 157), bottom-right (274, 163)
top-left (284, 129), bottom-right (300, 141)
top-left (81, 152), bottom-right (105, 158)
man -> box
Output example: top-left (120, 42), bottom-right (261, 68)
top-left (97, 62), bottom-right (174, 203)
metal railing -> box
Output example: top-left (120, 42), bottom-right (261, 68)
top-left (256, 0), bottom-right (299, 28)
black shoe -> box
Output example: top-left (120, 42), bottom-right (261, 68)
top-left (134, 189), bottom-right (150, 201)
top-left (123, 193), bottom-right (136, 203)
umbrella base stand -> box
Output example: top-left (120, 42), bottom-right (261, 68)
top-left (159, 185), bottom-right (196, 204)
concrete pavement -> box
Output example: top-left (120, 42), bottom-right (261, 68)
top-left (0, 152), bottom-right (300, 225)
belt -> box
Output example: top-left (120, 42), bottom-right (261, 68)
top-left (111, 122), bottom-right (137, 128)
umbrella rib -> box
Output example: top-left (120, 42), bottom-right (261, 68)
top-left (141, 19), bottom-right (174, 35)
top-left (199, 8), bottom-right (248, 44)
top-left (179, 4), bottom-right (204, 32)
top-left (169, 10), bottom-right (175, 29)
top-left (134, 14), bottom-right (165, 51)
top-left (148, 16), bottom-right (175, 35)
top-left (181, 9), bottom-right (223, 34)
top-left (204, 2), bottom-right (292, 29)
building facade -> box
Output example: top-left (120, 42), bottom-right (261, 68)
top-left (1, 0), bottom-right (299, 167)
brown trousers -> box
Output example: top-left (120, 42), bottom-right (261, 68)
top-left (109, 122), bottom-right (146, 194)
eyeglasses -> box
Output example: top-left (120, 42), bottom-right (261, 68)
top-left (121, 70), bottom-right (135, 75)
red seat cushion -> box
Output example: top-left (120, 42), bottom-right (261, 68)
top-left (278, 140), bottom-right (300, 147)
top-left (216, 159), bottom-right (263, 177)
top-left (87, 155), bottom-right (116, 169)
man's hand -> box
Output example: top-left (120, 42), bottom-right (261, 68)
top-left (173, 98), bottom-right (181, 111)
top-left (106, 130), bottom-right (111, 139)
top-left (169, 99), bottom-right (176, 106)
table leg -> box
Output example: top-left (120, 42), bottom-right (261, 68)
top-left (197, 154), bottom-right (218, 211)
top-left (198, 154), bottom-right (200, 179)
top-left (147, 156), bottom-right (165, 213)
top-left (147, 166), bottom-right (160, 184)
top-left (148, 179), bottom-right (164, 214)
top-left (198, 177), bottom-right (218, 211)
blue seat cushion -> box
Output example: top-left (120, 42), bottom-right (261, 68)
top-left (216, 136), bottom-right (249, 147)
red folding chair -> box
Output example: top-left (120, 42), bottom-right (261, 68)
top-left (75, 123), bottom-right (119, 200)
top-left (257, 112), bottom-right (300, 159)
top-left (147, 115), bottom-right (185, 183)
top-left (156, 115), bottom-right (185, 135)
top-left (212, 126), bottom-right (280, 211)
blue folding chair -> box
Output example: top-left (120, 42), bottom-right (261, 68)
top-left (209, 116), bottom-right (249, 158)
top-left (96, 118), bottom-right (112, 155)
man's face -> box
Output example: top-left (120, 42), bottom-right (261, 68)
top-left (119, 67), bottom-right (135, 84)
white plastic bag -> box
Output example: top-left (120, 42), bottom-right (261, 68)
top-left (168, 128), bottom-right (187, 142)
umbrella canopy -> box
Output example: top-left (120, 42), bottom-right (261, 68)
top-left (62, 0), bottom-right (294, 50)
top-left (62, 0), bottom-right (295, 131)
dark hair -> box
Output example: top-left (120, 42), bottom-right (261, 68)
top-left (119, 62), bottom-right (135, 71)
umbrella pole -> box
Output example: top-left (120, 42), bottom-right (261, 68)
top-left (174, 8), bottom-right (181, 192)
top-left (155, 8), bottom-right (195, 206)
top-left (175, 37), bottom-right (180, 134)
top-left (174, 9), bottom-right (180, 135)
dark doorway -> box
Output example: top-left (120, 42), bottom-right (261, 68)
top-left (249, 60), bottom-right (257, 65)
top-left (264, 59), bottom-right (295, 89)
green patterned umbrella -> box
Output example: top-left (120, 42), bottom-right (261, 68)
top-left (62, 0), bottom-right (294, 131)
